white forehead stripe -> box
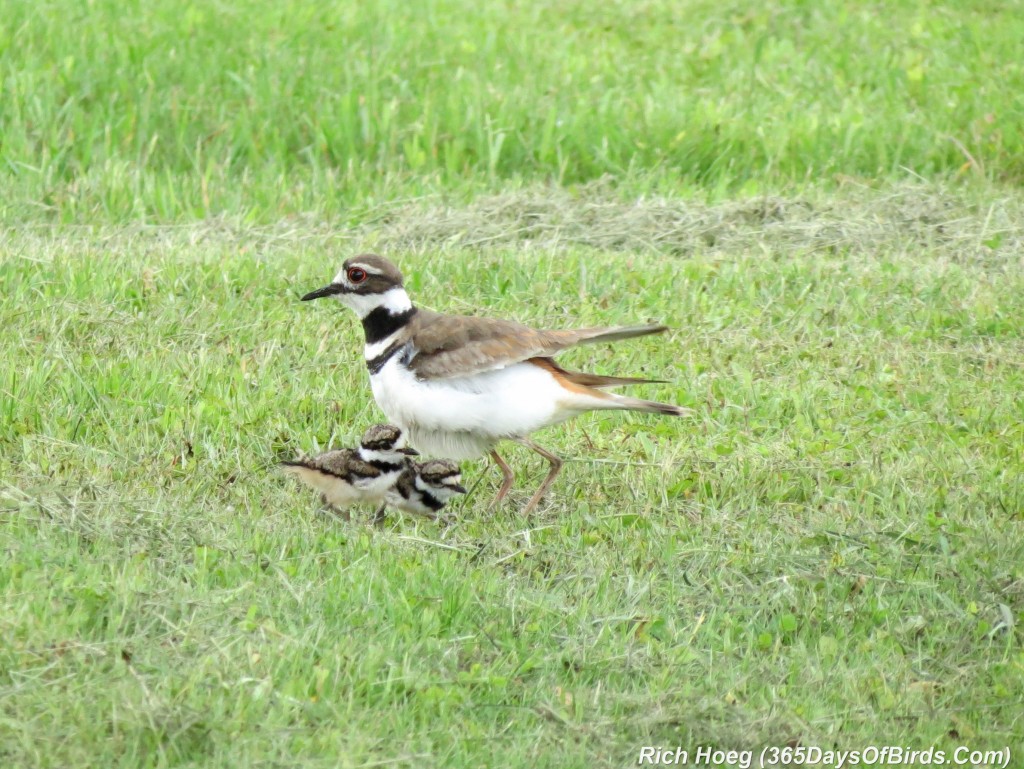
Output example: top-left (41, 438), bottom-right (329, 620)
top-left (331, 263), bottom-right (387, 283)
top-left (342, 262), bottom-right (386, 276)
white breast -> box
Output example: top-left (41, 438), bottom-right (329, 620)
top-left (369, 358), bottom-right (602, 459)
top-left (384, 487), bottom-right (434, 516)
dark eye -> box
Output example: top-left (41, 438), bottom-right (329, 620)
top-left (347, 267), bottom-right (367, 283)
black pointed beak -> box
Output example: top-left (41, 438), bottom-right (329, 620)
top-left (450, 482), bottom-right (468, 494)
top-left (399, 447), bottom-right (420, 456)
top-left (301, 283), bottom-right (345, 301)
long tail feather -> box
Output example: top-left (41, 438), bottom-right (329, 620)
top-left (528, 355), bottom-right (688, 416)
top-left (610, 395), bottom-right (692, 417)
top-left (530, 356), bottom-right (667, 389)
top-left (574, 324), bottom-right (669, 346)
top-left (565, 371), bottom-right (668, 388)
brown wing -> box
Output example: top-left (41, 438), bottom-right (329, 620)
top-left (408, 308), bottom-right (668, 380)
top-left (315, 449), bottom-right (381, 481)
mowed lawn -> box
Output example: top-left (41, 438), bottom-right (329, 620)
top-left (3, 190), bottom-right (1023, 766)
top-left (2, 0), bottom-right (1024, 766)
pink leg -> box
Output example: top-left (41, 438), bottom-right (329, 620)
top-left (488, 450), bottom-right (516, 511)
top-left (517, 439), bottom-right (563, 516)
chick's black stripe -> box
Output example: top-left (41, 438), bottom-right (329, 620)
top-left (419, 491), bottom-right (445, 512)
top-left (368, 459), bottom-right (404, 472)
top-left (362, 307), bottom-right (417, 345)
top-left (282, 460), bottom-right (362, 484)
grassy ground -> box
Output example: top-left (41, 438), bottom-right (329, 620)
top-left (2, 0), bottom-right (1023, 222)
top-left (2, 187), bottom-right (1023, 766)
top-left (3, 0), bottom-right (1024, 765)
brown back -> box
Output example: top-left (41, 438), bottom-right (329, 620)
top-left (406, 308), bottom-right (667, 380)
top-left (313, 449), bottom-right (381, 481)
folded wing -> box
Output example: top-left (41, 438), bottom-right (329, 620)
top-left (408, 308), bottom-right (669, 380)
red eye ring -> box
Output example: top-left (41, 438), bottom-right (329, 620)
top-left (347, 267), bottom-right (367, 283)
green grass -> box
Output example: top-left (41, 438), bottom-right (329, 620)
top-left (2, 188), bottom-right (1023, 766)
top-left (3, 0), bottom-right (1024, 764)
top-left (2, 0), bottom-right (1024, 222)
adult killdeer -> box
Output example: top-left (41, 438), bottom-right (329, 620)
top-left (301, 254), bottom-right (687, 515)
top-left (375, 459), bottom-right (467, 522)
top-left (281, 423), bottom-right (418, 518)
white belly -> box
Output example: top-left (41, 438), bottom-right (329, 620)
top-left (285, 466), bottom-right (398, 508)
top-left (369, 359), bottom-right (594, 459)
top-left (350, 471), bottom-right (401, 502)
top-left (323, 478), bottom-right (365, 508)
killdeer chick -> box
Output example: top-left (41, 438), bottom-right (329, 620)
top-left (301, 254), bottom-right (688, 515)
top-left (281, 423), bottom-right (418, 517)
top-left (375, 459), bottom-right (467, 522)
